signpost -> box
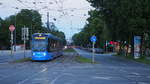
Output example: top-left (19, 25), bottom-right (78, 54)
top-left (22, 27), bottom-right (29, 58)
top-left (90, 35), bottom-right (97, 64)
top-left (9, 25), bottom-right (15, 55)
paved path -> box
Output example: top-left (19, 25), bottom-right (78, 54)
top-left (0, 50), bottom-right (31, 63)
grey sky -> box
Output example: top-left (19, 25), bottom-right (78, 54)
top-left (0, 0), bottom-right (92, 40)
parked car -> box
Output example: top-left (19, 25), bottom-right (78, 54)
top-left (87, 48), bottom-right (104, 54)
top-left (94, 48), bottom-right (104, 54)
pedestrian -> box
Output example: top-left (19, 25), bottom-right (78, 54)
top-left (145, 47), bottom-right (150, 57)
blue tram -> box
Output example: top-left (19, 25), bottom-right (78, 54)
top-left (31, 33), bottom-right (63, 61)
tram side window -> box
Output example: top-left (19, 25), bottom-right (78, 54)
top-left (48, 38), bottom-right (62, 52)
top-left (48, 39), bottom-right (56, 52)
top-left (47, 39), bottom-right (51, 52)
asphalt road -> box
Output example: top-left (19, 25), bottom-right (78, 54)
top-left (0, 49), bottom-right (150, 84)
top-left (74, 48), bottom-right (150, 84)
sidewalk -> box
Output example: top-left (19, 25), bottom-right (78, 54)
top-left (0, 50), bottom-right (31, 63)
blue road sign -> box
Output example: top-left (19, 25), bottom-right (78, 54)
top-left (90, 35), bottom-right (97, 42)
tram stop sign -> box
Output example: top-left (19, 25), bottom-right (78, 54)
top-left (90, 35), bottom-right (97, 42)
top-left (9, 25), bottom-right (15, 32)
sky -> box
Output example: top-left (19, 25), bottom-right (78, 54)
top-left (0, 0), bottom-right (93, 41)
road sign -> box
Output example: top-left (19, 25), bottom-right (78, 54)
top-left (90, 35), bottom-right (97, 64)
top-left (90, 35), bottom-right (97, 42)
top-left (9, 25), bottom-right (15, 55)
top-left (21, 27), bottom-right (29, 58)
top-left (22, 27), bottom-right (29, 40)
top-left (9, 25), bottom-right (15, 32)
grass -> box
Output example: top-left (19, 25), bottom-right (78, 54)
top-left (115, 54), bottom-right (150, 64)
top-left (75, 56), bottom-right (97, 64)
top-left (12, 57), bottom-right (32, 63)
top-left (63, 48), bottom-right (76, 52)
top-left (135, 58), bottom-right (150, 64)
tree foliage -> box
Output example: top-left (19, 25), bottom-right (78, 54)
top-left (72, 10), bottom-right (105, 48)
top-left (0, 9), bottom-right (66, 49)
top-left (73, 0), bottom-right (150, 48)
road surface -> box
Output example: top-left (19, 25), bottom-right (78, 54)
top-left (0, 49), bottom-right (150, 84)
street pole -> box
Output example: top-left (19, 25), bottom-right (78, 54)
top-left (11, 31), bottom-right (13, 55)
top-left (47, 12), bottom-right (50, 30)
top-left (9, 25), bottom-right (15, 57)
top-left (92, 42), bottom-right (95, 64)
top-left (90, 35), bottom-right (97, 64)
top-left (23, 27), bottom-right (26, 58)
top-left (24, 37), bottom-right (26, 58)
top-left (105, 40), bottom-right (108, 52)
top-left (14, 13), bottom-right (17, 52)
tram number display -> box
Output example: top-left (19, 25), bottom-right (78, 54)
top-left (35, 37), bottom-right (46, 40)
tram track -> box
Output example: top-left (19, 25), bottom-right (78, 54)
top-left (0, 52), bottom-right (78, 84)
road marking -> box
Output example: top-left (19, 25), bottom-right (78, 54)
top-left (18, 71), bottom-right (41, 84)
top-left (41, 64), bottom-right (47, 72)
top-left (18, 64), bottom-right (47, 84)
top-left (41, 68), bottom-right (47, 72)
top-left (131, 72), bottom-right (140, 76)
top-left (0, 62), bottom-right (31, 80)
top-left (138, 82), bottom-right (149, 84)
top-left (50, 73), bottom-right (74, 84)
top-left (147, 76), bottom-right (150, 78)
top-left (0, 70), bottom-right (24, 81)
top-left (93, 76), bottom-right (112, 80)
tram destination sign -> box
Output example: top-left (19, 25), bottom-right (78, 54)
top-left (35, 37), bottom-right (46, 40)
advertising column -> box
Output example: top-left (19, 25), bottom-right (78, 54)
top-left (134, 36), bottom-right (141, 59)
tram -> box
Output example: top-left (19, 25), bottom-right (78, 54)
top-left (31, 33), bottom-right (63, 61)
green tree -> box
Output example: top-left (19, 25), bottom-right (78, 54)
top-left (72, 10), bottom-right (105, 48)
top-left (0, 9), bottom-right (66, 49)
top-left (86, 0), bottom-right (150, 55)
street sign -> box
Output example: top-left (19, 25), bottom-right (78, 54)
top-left (21, 27), bottom-right (29, 58)
top-left (22, 27), bottom-right (29, 40)
top-left (9, 25), bottom-right (15, 32)
top-left (90, 35), bottom-right (97, 64)
top-left (9, 25), bottom-right (15, 55)
top-left (90, 35), bottom-right (97, 42)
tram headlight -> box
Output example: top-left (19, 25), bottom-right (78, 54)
top-left (33, 53), bottom-right (35, 56)
top-left (43, 53), bottom-right (46, 56)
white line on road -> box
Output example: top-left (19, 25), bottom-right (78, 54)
top-left (50, 73), bottom-right (74, 84)
top-left (93, 76), bottom-right (112, 80)
top-left (17, 64), bottom-right (47, 84)
top-left (18, 71), bottom-right (41, 84)
top-left (0, 63), bottom-right (28, 81)
top-left (41, 67), bottom-right (47, 72)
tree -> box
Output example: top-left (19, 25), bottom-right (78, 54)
top-left (72, 10), bottom-right (105, 48)
top-left (0, 18), bottom-right (10, 49)
top-left (86, 0), bottom-right (150, 55)
top-left (0, 9), bottom-right (66, 49)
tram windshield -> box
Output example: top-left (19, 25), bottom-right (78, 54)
top-left (32, 40), bottom-right (47, 52)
